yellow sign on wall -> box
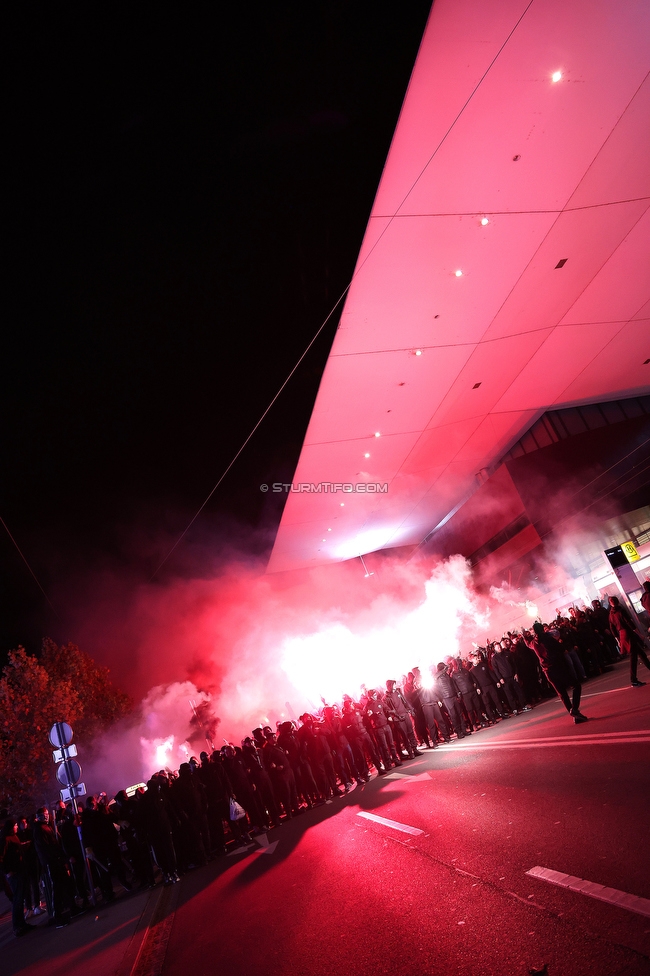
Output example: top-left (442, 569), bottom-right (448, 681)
top-left (621, 541), bottom-right (640, 563)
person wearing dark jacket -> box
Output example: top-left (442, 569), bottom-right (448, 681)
top-left (138, 776), bottom-right (180, 885)
top-left (263, 731), bottom-right (302, 815)
top-left (33, 807), bottom-right (77, 926)
top-left (81, 796), bottom-right (121, 901)
top-left (172, 764), bottom-right (209, 867)
top-left (468, 651), bottom-right (506, 722)
top-left (17, 817), bottom-right (42, 918)
top-left (242, 738), bottom-right (283, 828)
top-left (452, 659), bottom-right (486, 730)
top-left (384, 681), bottom-right (421, 758)
top-left (417, 671), bottom-right (450, 745)
top-left (524, 622), bottom-right (588, 723)
top-left (364, 690), bottom-right (402, 768)
top-left (3, 819), bottom-right (33, 937)
top-left (341, 699), bottom-right (383, 776)
top-left (278, 722), bottom-right (322, 805)
top-left (433, 663), bottom-right (467, 738)
top-left (322, 707), bottom-right (359, 789)
top-left (491, 642), bottom-right (529, 714)
top-left (114, 790), bottom-right (154, 889)
top-left (404, 670), bottom-right (433, 748)
top-left (608, 596), bottom-right (650, 687)
top-left (509, 634), bottom-right (543, 704)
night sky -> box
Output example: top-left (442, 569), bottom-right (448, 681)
top-left (3, 4), bottom-right (432, 657)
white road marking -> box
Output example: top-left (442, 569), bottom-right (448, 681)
top-left (253, 841), bottom-right (278, 855)
top-left (527, 865), bottom-right (650, 918)
top-left (227, 843), bottom-right (256, 856)
top-left (357, 811), bottom-right (423, 835)
top-left (443, 730), bottom-right (650, 751)
top-left (580, 686), bottom-right (640, 699)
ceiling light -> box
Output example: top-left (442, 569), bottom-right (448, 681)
top-left (480, 217), bottom-right (489, 226)
top-left (364, 452), bottom-right (370, 458)
top-left (340, 503), bottom-right (344, 507)
top-left (327, 528), bottom-right (331, 531)
top-left (552, 70), bottom-right (562, 83)
top-left (455, 269), bottom-right (463, 277)
top-left (414, 349), bottom-right (422, 356)
top-left (374, 431), bottom-right (381, 437)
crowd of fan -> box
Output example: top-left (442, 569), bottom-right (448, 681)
top-left (3, 593), bottom-right (649, 938)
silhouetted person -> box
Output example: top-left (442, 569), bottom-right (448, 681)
top-left (525, 622), bottom-right (588, 723)
top-left (608, 595), bottom-right (650, 687)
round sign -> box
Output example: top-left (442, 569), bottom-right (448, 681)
top-left (49, 722), bottom-right (73, 748)
top-left (56, 759), bottom-right (82, 787)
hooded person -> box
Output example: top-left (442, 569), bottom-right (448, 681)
top-left (2, 818), bottom-right (33, 937)
top-left (524, 622), bottom-right (588, 723)
top-left (364, 689), bottom-right (402, 768)
top-left (384, 680), bottom-right (420, 758)
top-left (433, 662), bottom-right (467, 739)
top-left (608, 596), bottom-right (650, 687)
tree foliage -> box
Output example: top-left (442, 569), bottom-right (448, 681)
top-left (0, 640), bottom-right (132, 811)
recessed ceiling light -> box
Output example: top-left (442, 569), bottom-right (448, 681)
top-left (414, 349), bottom-right (422, 356)
top-left (374, 431), bottom-right (381, 437)
top-left (327, 528), bottom-right (332, 531)
top-left (455, 269), bottom-right (463, 277)
top-left (480, 217), bottom-right (489, 226)
top-left (364, 452), bottom-right (370, 458)
top-left (340, 502), bottom-right (345, 506)
top-left (552, 70), bottom-right (562, 83)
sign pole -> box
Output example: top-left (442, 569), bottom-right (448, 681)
top-left (49, 721), bottom-right (96, 907)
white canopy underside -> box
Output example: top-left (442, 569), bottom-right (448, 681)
top-left (269, 0), bottom-right (650, 573)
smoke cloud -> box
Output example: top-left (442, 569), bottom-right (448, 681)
top-left (69, 563), bottom-right (517, 794)
top-left (56, 496), bottom-right (640, 796)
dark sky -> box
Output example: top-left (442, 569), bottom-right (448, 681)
top-left (3, 4), bottom-right (432, 654)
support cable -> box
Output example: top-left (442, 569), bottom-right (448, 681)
top-left (0, 515), bottom-right (60, 619)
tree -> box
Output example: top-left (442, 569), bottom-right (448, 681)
top-left (39, 639), bottom-right (132, 741)
top-left (0, 641), bottom-right (132, 811)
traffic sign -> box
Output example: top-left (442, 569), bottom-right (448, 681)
top-left (53, 743), bottom-right (77, 763)
top-left (60, 784), bottom-right (86, 802)
top-left (622, 541), bottom-right (640, 563)
top-left (49, 722), bottom-right (73, 748)
top-left (56, 759), bottom-right (83, 787)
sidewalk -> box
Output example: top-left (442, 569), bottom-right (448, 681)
top-left (0, 885), bottom-right (162, 976)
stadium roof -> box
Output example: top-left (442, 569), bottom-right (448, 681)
top-left (269, 0), bottom-right (650, 574)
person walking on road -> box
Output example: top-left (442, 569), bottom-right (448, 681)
top-left (608, 595), bottom-right (650, 687)
top-left (524, 622), bottom-right (588, 724)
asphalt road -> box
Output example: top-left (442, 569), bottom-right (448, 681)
top-left (4, 661), bottom-right (649, 976)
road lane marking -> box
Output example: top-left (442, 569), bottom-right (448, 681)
top-left (526, 866), bottom-right (650, 918)
top-left (357, 812), bottom-right (423, 835)
top-left (443, 730), bottom-right (650, 751)
top-left (253, 834), bottom-right (279, 855)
